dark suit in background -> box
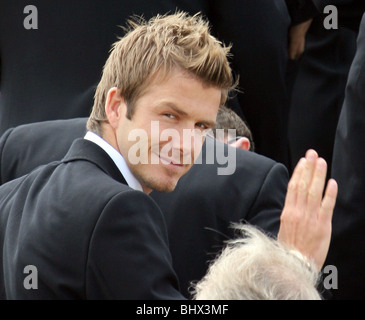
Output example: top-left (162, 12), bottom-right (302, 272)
top-left (0, 118), bottom-right (87, 185)
top-left (0, 0), bottom-right (179, 135)
top-left (0, 138), bottom-right (182, 299)
top-left (0, 119), bottom-right (288, 298)
top-left (326, 11), bottom-right (365, 300)
top-left (288, 0), bottom-right (365, 299)
top-left (288, 13), bottom-right (357, 178)
top-left (286, 0), bottom-right (365, 299)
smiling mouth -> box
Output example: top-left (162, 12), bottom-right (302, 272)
top-left (158, 154), bottom-right (184, 167)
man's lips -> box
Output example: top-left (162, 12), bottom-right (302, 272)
top-left (158, 154), bottom-right (184, 166)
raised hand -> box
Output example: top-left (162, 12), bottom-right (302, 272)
top-left (278, 149), bottom-right (338, 271)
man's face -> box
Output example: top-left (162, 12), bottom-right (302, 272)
top-left (116, 69), bottom-right (221, 193)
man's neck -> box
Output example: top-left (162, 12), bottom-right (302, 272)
top-left (84, 131), bottom-right (144, 192)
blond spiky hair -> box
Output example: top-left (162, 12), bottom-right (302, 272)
top-left (87, 12), bottom-right (235, 135)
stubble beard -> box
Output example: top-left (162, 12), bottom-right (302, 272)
top-left (132, 166), bottom-right (181, 193)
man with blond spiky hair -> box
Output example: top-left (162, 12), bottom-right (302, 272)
top-left (0, 12), bottom-right (236, 300)
top-left (0, 12), bottom-right (337, 300)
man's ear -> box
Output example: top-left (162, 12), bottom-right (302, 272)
top-left (230, 137), bottom-right (250, 151)
top-left (105, 87), bottom-right (127, 129)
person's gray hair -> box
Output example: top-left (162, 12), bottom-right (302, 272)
top-left (191, 224), bottom-right (321, 300)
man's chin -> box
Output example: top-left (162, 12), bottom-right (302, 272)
top-left (133, 165), bottom-right (191, 193)
top-left (149, 180), bottom-right (178, 193)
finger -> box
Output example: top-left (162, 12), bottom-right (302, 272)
top-left (319, 178), bottom-right (338, 223)
top-left (307, 157), bottom-right (327, 215)
top-left (296, 150), bottom-right (318, 210)
top-left (284, 157), bottom-right (306, 210)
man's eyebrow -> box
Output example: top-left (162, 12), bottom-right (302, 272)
top-left (161, 102), bottom-right (216, 128)
top-left (162, 102), bottom-right (189, 117)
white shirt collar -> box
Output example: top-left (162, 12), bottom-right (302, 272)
top-left (84, 131), bottom-right (143, 192)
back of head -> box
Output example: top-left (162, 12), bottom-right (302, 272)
top-left (212, 105), bottom-right (255, 150)
top-left (192, 224), bottom-right (321, 300)
top-left (87, 12), bottom-right (235, 135)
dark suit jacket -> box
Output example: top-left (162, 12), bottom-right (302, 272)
top-left (0, 118), bottom-right (88, 185)
top-left (0, 138), bottom-right (182, 299)
top-left (0, 118), bottom-right (288, 298)
top-left (288, 5), bottom-right (357, 178)
top-left (326, 12), bottom-right (365, 300)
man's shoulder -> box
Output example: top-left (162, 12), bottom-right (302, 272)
top-left (236, 148), bottom-right (288, 176)
top-left (0, 156), bottom-right (158, 236)
top-left (0, 154), bottom-right (132, 206)
top-left (45, 157), bottom-right (134, 199)
top-left (195, 138), bottom-right (287, 180)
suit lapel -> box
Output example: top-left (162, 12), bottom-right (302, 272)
top-left (62, 138), bottom-right (127, 185)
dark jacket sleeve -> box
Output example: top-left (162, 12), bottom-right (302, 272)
top-left (326, 14), bottom-right (365, 298)
top-left (0, 127), bottom-right (13, 185)
top-left (244, 162), bottom-right (289, 237)
top-left (286, 0), bottom-right (320, 25)
top-left (86, 190), bottom-right (185, 300)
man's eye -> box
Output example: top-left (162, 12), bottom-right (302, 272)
top-left (164, 113), bottom-right (175, 119)
top-left (196, 123), bottom-right (208, 130)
